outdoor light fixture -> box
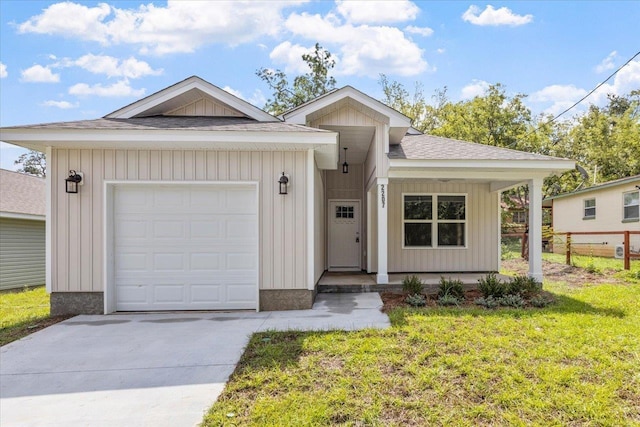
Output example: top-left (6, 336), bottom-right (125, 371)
top-left (278, 172), bottom-right (289, 195)
top-left (65, 170), bottom-right (82, 194)
top-left (342, 147), bottom-right (349, 174)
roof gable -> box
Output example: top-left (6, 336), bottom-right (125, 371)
top-left (282, 86), bottom-right (411, 128)
top-left (105, 76), bottom-right (276, 122)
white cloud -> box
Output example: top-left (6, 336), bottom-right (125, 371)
top-left (69, 79), bottom-right (145, 97)
top-left (269, 42), bottom-right (316, 73)
top-left (436, 48), bottom-right (446, 54)
top-left (529, 60), bottom-right (640, 115)
top-left (20, 65), bottom-right (60, 83)
top-left (335, 0), bottom-right (419, 24)
top-left (530, 84), bottom-right (587, 115)
top-left (529, 84), bottom-right (587, 103)
top-left (41, 100), bottom-right (78, 109)
top-left (460, 79), bottom-right (490, 99)
top-left (18, 1), bottom-right (302, 55)
top-left (404, 25), bottom-right (434, 37)
top-left (591, 59), bottom-right (640, 102)
top-left (281, 12), bottom-right (430, 77)
top-left (223, 86), bottom-right (266, 108)
top-left (462, 5), bottom-right (533, 26)
top-left (595, 51), bottom-right (617, 74)
top-left (0, 62), bottom-right (7, 78)
top-left (67, 54), bottom-right (162, 78)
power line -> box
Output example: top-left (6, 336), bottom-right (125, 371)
top-left (525, 50), bottom-right (640, 140)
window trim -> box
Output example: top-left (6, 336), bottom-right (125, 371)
top-left (512, 210), bottom-right (527, 224)
top-left (622, 190), bottom-right (639, 221)
top-left (402, 192), bottom-right (468, 249)
top-left (583, 198), bottom-right (596, 220)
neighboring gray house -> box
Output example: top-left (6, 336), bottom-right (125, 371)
top-left (0, 76), bottom-right (573, 314)
top-left (0, 169), bottom-right (46, 290)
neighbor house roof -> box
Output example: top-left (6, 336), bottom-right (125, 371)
top-left (0, 169), bottom-right (46, 219)
top-left (390, 134), bottom-right (567, 161)
top-left (545, 174), bottom-right (640, 201)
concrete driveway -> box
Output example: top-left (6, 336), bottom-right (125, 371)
top-left (1, 293), bottom-right (389, 427)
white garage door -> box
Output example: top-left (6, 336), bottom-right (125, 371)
top-left (113, 184), bottom-right (257, 311)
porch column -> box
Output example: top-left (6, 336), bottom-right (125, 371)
top-left (528, 178), bottom-right (543, 281)
top-left (377, 178), bottom-right (389, 284)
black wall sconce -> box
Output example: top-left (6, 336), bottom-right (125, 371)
top-left (65, 170), bottom-right (83, 194)
top-left (278, 172), bottom-right (290, 195)
top-left (342, 147), bottom-right (349, 174)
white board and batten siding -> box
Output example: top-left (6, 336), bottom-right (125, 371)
top-left (50, 149), bottom-right (310, 304)
top-left (388, 181), bottom-right (499, 272)
top-left (0, 218), bottom-right (46, 290)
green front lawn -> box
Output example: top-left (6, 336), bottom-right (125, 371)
top-left (204, 275), bottom-right (640, 425)
top-left (0, 286), bottom-right (67, 346)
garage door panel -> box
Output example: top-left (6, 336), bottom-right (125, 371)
top-left (114, 184), bottom-right (257, 311)
top-left (153, 253), bottom-right (184, 271)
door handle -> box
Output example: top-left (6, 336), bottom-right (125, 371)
top-left (356, 237), bottom-right (360, 243)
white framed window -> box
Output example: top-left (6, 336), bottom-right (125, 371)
top-left (512, 211), bottom-right (527, 224)
top-left (623, 190), bottom-right (639, 221)
top-left (583, 198), bottom-right (596, 219)
top-left (403, 194), bottom-right (466, 248)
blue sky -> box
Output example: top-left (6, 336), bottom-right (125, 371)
top-left (1, 1), bottom-right (639, 170)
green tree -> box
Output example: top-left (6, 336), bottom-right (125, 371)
top-left (14, 150), bottom-right (46, 177)
top-left (257, 43), bottom-right (337, 115)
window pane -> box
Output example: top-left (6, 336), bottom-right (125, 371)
top-left (624, 191), bottom-right (639, 206)
top-left (624, 205), bottom-right (639, 220)
top-left (584, 199), bottom-right (595, 208)
top-left (404, 196), bottom-right (432, 220)
top-left (404, 223), bottom-right (432, 247)
top-left (438, 223), bottom-right (465, 246)
top-left (438, 196), bottom-right (465, 220)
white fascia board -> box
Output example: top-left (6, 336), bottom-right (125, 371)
top-left (0, 212), bottom-right (46, 221)
top-left (284, 87), bottom-right (411, 127)
top-left (0, 128), bottom-right (337, 149)
top-left (389, 158), bottom-right (575, 171)
top-left (106, 77), bottom-right (276, 122)
top-left (388, 169), bottom-right (552, 181)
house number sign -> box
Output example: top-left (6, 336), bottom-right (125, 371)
top-left (381, 184), bottom-right (386, 208)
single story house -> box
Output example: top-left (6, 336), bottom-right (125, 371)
top-left (0, 76), bottom-right (574, 314)
top-left (0, 169), bottom-right (46, 290)
top-left (543, 174), bottom-right (640, 257)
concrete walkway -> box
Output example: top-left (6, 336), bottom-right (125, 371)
top-left (0, 293), bottom-right (389, 427)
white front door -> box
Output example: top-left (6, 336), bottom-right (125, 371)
top-left (328, 200), bottom-right (361, 271)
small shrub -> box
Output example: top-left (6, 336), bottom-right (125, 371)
top-left (498, 294), bottom-right (526, 308)
top-left (402, 275), bottom-right (424, 295)
top-left (405, 293), bottom-right (427, 307)
top-left (437, 294), bottom-right (462, 306)
top-left (501, 243), bottom-right (515, 260)
top-left (478, 273), bottom-right (506, 298)
top-left (438, 277), bottom-right (465, 299)
top-left (474, 296), bottom-right (500, 309)
top-left (584, 259), bottom-right (601, 274)
top-left (529, 294), bottom-right (554, 308)
top-left (507, 275), bottom-right (542, 296)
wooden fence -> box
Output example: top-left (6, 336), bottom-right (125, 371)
top-left (502, 230), bottom-right (640, 270)
top-left (556, 230), bottom-right (640, 270)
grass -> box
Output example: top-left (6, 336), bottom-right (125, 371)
top-left (203, 270), bottom-right (640, 425)
top-left (0, 286), bottom-right (65, 346)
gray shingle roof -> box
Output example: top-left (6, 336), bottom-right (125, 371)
top-left (390, 134), bottom-right (567, 161)
top-left (0, 169), bottom-right (46, 217)
top-left (3, 116), bottom-right (329, 133)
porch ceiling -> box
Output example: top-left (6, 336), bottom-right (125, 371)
top-left (321, 125), bottom-right (374, 164)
